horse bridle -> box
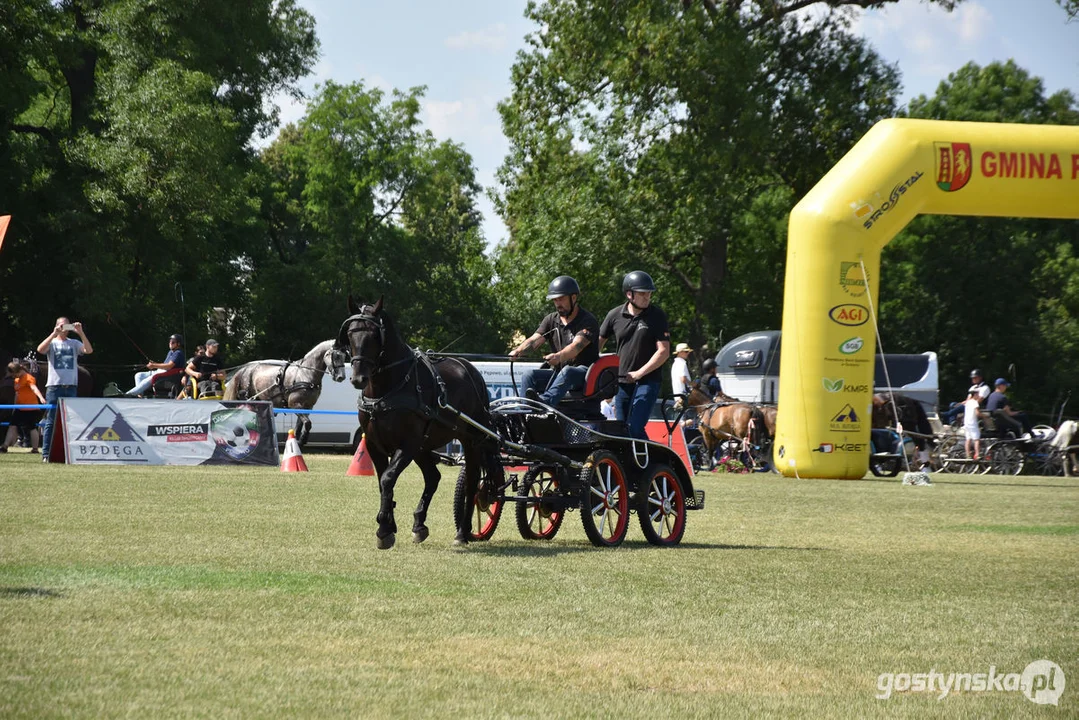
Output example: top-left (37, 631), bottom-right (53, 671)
top-left (335, 308), bottom-right (411, 379)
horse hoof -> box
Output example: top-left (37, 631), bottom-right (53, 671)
top-left (412, 527), bottom-right (430, 544)
top-left (376, 533), bottom-right (396, 550)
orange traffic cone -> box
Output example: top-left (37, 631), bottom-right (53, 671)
top-left (281, 429), bottom-right (309, 472)
top-left (347, 434), bottom-right (375, 476)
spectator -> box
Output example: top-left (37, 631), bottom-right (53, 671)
top-left (962, 392), bottom-right (982, 459)
top-left (185, 339), bottom-right (225, 397)
top-left (985, 378), bottom-right (1033, 438)
top-left (941, 369), bottom-right (990, 425)
top-left (126, 334), bottom-right (186, 397)
top-left (670, 343), bottom-right (693, 398)
top-left (510, 276), bottom-right (600, 405)
top-left (598, 271), bottom-right (671, 440)
top-left (700, 358), bottom-right (724, 398)
top-left (37, 317), bottom-right (92, 461)
top-left (0, 361), bottom-right (46, 454)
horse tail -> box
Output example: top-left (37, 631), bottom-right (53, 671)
top-left (749, 406), bottom-right (766, 446)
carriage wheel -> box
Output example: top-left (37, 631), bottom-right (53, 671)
top-left (941, 440), bottom-right (979, 475)
top-left (453, 465), bottom-right (503, 541)
top-left (578, 450), bottom-right (629, 548)
top-left (1031, 442), bottom-right (1064, 477)
top-left (515, 465), bottom-right (565, 540)
top-left (636, 464), bottom-right (686, 547)
top-left (985, 442), bottom-right (1024, 476)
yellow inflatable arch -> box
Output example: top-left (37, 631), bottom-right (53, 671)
top-left (775, 119), bottom-right (1079, 479)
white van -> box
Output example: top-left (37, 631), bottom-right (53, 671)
top-left (275, 360), bottom-right (543, 450)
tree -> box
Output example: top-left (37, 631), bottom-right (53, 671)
top-left (494, 0), bottom-right (903, 354)
top-left (0, 0), bottom-right (318, 378)
top-left (884, 61), bottom-right (1079, 415)
top-left (246, 82), bottom-right (500, 359)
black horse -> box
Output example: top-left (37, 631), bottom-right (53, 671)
top-left (336, 296), bottom-right (500, 549)
top-left (872, 392), bottom-right (935, 454)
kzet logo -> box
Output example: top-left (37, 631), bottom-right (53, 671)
top-left (839, 337), bottom-right (864, 355)
top-left (935, 141), bottom-right (973, 192)
top-left (829, 304), bottom-right (869, 327)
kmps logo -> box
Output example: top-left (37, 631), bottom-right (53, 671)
top-left (935, 141), bottom-right (972, 192)
top-left (839, 337), bottom-right (864, 355)
top-left (829, 304), bottom-right (869, 326)
top-left (823, 378), bottom-right (868, 393)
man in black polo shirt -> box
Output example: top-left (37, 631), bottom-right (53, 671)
top-left (510, 275), bottom-right (600, 405)
top-left (985, 377), bottom-right (1033, 437)
top-left (185, 339), bottom-right (226, 397)
top-left (597, 271), bottom-right (671, 439)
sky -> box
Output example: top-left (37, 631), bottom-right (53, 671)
top-left (273, 0), bottom-right (1079, 253)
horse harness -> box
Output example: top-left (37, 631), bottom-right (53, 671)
top-left (336, 310), bottom-right (475, 443)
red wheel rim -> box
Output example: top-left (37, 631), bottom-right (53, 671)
top-left (587, 457), bottom-right (628, 542)
top-left (644, 469), bottom-right (685, 542)
top-left (524, 471), bottom-right (561, 539)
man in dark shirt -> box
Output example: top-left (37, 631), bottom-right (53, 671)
top-left (985, 377), bottom-right (1033, 437)
top-left (186, 339), bottom-right (226, 397)
top-left (127, 333), bottom-right (186, 397)
top-left (597, 271), bottom-right (671, 439)
top-left (510, 276), bottom-right (600, 405)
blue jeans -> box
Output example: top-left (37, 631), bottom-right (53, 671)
top-left (615, 380), bottom-right (660, 440)
top-left (520, 366), bottom-right (588, 405)
top-left (42, 385), bottom-right (77, 457)
top-left (940, 403), bottom-right (962, 425)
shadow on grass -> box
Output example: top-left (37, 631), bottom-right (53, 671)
top-left (462, 541), bottom-right (830, 557)
top-left (0, 587), bottom-right (63, 599)
top-left (927, 478), bottom-right (1077, 489)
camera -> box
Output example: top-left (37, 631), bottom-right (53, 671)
top-left (62, 323), bottom-right (76, 332)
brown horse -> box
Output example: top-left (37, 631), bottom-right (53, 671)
top-left (872, 392), bottom-right (934, 453)
top-left (685, 383), bottom-right (765, 467)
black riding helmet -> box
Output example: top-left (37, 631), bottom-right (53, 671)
top-left (546, 275), bottom-right (581, 299)
top-left (622, 270), bottom-right (657, 294)
top-left (970, 368), bottom-right (982, 379)
top-left (169, 333), bottom-right (183, 344)
top-left (702, 358), bottom-right (716, 373)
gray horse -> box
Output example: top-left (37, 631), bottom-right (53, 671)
top-left (223, 340), bottom-right (345, 446)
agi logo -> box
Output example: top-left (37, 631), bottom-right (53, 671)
top-left (935, 141), bottom-right (972, 192)
top-left (829, 304), bottom-right (869, 327)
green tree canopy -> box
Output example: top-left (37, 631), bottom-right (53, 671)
top-left (494, 0), bottom-right (903, 356)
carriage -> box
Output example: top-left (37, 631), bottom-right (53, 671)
top-left (337, 298), bottom-right (705, 549)
top-left (449, 354), bottom-right (705, 548)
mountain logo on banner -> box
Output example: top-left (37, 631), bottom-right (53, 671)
top-left (77, 404), bottom-right (147, 442)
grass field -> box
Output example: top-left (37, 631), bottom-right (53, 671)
top-left (1, 450), bottom-right (1076, 718)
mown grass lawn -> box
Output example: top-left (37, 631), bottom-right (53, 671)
top-left (1, 451), bottom-right (1075, 718)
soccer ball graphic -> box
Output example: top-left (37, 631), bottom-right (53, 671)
top-left (225, 423), bottom-right (253, 450)
top-left (210, 408), bottom-right (261, 459)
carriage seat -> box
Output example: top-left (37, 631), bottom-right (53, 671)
top-left (149, 368), bottom-right (186, 399)
top-left (556, 353), bottom-right (619, 415)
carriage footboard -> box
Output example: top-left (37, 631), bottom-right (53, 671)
top-left (685, 489), bottom-right (706, 510)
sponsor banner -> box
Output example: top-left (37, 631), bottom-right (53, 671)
top-left (936, 141), bottom-right (1079, 192)
top-left (61, 398), bottom-right (279, 466)
top-left (828, 304), bottom-right (869, 327)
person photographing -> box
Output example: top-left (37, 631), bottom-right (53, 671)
top-left (37, 316), bottom-right (93, 460)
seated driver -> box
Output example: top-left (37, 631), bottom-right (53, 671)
top-left (509, 275), bottom-right (600, 405)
